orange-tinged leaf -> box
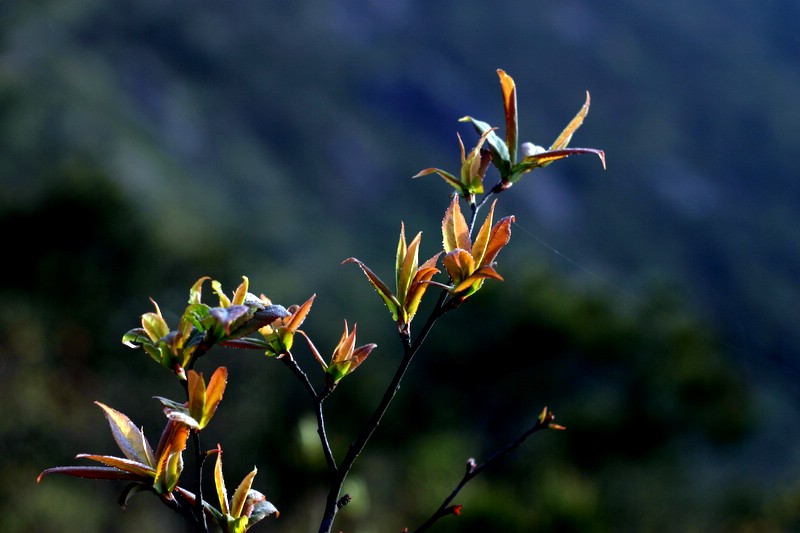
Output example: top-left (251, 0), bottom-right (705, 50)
top-left (75, 454), bottom-right (156, 478)
top-left (155, 419), bottom-right (189, 469)
top-left (284, 294), bottom-right (316, 332)
top-left (202, 367), bottom-right (227, 427)
top-left (404, 254), bottom-right (441, 319)
top-left (214, 445), bottom-right (230, 515)
top-left (95, 402), bottom-right (155, 467)
top-left (231, 467), bottom-right (258, 518)
top-left (154, 421), bottom-right (189, 493)
top-left (497, 69), bottom-right (518, 163)
top-left (471, 200), bottom-right (497, 266)
top-left (549, 91), bottom-right (590, 151)
top-left (333, 322), bottom-right (357, 364)
top-left (451, 267), bottom-right (504, 294)
top-left (187, 370), bottom-right (207, 424)
top-left (442, 249), bottom-right (475, 285)
top-left (482, 215), bottom-right (515, 267)
top-left (442, 196), bottom-right (470, 253)
top-left (398, 230), bottom-right (422, 302)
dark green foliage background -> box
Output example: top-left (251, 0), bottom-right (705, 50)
top-left (2, 0), bottom-right (800, 531)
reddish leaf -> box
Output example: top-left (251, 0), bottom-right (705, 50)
top-left (497, 69), bottom-right (518, 163)
top-left (37, 465), bottom-right (144, 483)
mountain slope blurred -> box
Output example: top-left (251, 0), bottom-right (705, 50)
top-left (3, 0), bottom-right (800, 531)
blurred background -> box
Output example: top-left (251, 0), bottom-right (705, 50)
top-left (2, 0), bottom-right (800, 531)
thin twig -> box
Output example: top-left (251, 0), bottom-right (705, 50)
top-left (413, 409), bottom-right (560, 532)
top-left (317, 290), bottom-right (453, 533)
top-left (280, 356), bottom-right (338, 474)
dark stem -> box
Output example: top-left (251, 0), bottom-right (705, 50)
top-left (281, 356), bottom-right (338, 474)
top-left (191, 432), bottom-right (210, 533)
top-left (413, 417), bottom-right (551, 532)
top-left (317, 290), bottom-right (452, 533)
top-left (178, 351), bottom-right (211, 533)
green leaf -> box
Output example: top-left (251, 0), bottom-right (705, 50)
top-left (141, 307), bottom-right (169, 343)
top-left (188, 276), bottom-right (211, 305)
top-left (122, 328), bottom-right (151, 349)
top-left (459, 116), bottom-right (511, 177)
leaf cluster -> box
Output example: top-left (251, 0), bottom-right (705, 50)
top-left (37, 69), bottom-right (604, 533)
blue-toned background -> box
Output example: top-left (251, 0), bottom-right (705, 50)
top-left (3, 1), bottom-right (799, 531)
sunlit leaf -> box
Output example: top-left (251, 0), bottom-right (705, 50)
top-left (442, 249), bottom-right (475, 285)
top-left (398, 228), bottom-right (422, 303)
top-left (141, 300), bottom-right (169, 343)
top-left (231, 276), bottom-right (249, 305)
top-left (470, 199), bottom-right (497, 266)
top-left (396, 223), bottom-right (408, 293)
top-left (482, 215), bottom-right (515, 267)
top-left (458, 116), bottom-right (511, 176)
top-left (214, 445), bottom-right (230, 516)
top-left (550, 90), bottom-right (590, 151)
top-left (187, 369), bottom-right (207, 424)
top-left (343, 258), bottom-right (401, 321)
top-left (497, 69), bottom-right (518, 164)
top-left (283, 295), bottom-right (315, 333)
top-left (441, 196), bottom-right (471, 253)
top-left (231, 467), bottom-right (258, 518)
top-left (404, 254), bottom-right (441, 320)
top-left (95, 402), bottom-right (155, 467)
top-left (75, 454), bottom-right (156, 478)
top-left (412, 167), bottom-right (461, 189)
top-left (189, 276), bottom-right (211, 305)
top-left (153, 420), bottom-right (189, 493)
top-left (212, 280), bottom-right (232, 307)
top-left (202, 367), bottom-right (227, 428)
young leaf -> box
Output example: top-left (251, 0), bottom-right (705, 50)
top-left (95, 402), bottom-right (155, 468)
top-left (497, 69), bottom-right (518, 164)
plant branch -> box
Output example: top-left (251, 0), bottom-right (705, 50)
top-left (190, 432), bottom-right (210, 532)
top-left (413, 408), bottom-right (559, 532)
top-left (281, 356), bottom-right (338, 475)
top-left (317, 290), bottom-right (452, 533)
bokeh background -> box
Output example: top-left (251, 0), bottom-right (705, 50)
top-left (2, 0), bottom-right (800, 531)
